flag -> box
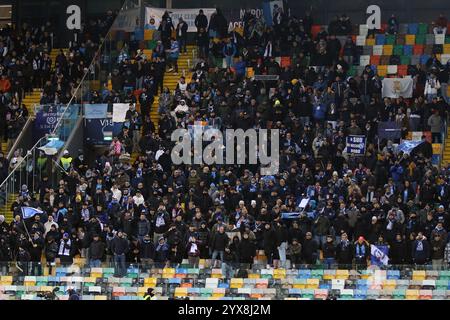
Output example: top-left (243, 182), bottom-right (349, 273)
top-left (281, 212), bottom-right (301, 219)
top-left (21, 207), bottom-right (43, 219)
top-left (382, 78), bottom-right (413, 98)
top-left (38, 139), bottom-right (65, 156)
top-left (370, 244), bottom-right (389, 266)
top-left (112, 103), bottom-right (132, 122)
top-left (397, 140), bottom-right (424, 155)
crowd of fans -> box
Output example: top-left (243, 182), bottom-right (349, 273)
top-left (1, 8), bottom-right (450, 277)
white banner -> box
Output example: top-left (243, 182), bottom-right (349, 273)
top-left (145, 7), bottom-right (216, 32)
top-left (112, 8), bottom-right (140, 32)
top-left (382, 78), bottom-right (414, 98)
top-left (112, 103), bottom-right (132, 122)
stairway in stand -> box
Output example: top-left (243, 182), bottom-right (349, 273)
top-left (130, 45), bottom-right (195, 164)
top-left (0, 194), bottom-right (17, 222)
top-left (442, 129), bottom-right (450, 166)
top-left (1, 142), bottom-right (6, 156)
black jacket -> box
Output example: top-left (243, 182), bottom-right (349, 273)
top-left (139, 239), bottom-right (155, 259)
top-left (195, 14), bottom-right (208, 30)
top-left (238, 239), bottom-right (256, 263)
top-left (210, 232), bottom-right (229, 251)
top-left (111, 236), bottom-right (129, 255)
top-left (390, 240), bottom-right (406, 264)
top-left (302, 238), bottom-right (319, 263)
top-left (336, 240), bottom-right (353, 264)
top-left (89, 240), bottom-right (105, 260)
top-left (322, 242), bottom-right (336, 259)
top-left (176, 21), bottom-right (188, 37)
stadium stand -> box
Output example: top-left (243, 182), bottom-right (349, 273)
top-left (1, 3), bottom-right (450, 301)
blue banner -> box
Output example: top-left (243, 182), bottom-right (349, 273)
top-left (377, 121), bottom-right (402, 140)
top-left (397, 140), bottom-right (423, 154)
top-left (281, 212), bottom-right (302, 219)
top-left (84, 104), bottom-right (108, 119)
top-left (33, 105), bottom-right (80, 142)
top-left (84, 118), bottom-right (114, 145)
top-left (262, 1), bottom-right (284, 27)
top-left (346, 135), bottom-right (366, 155)
top-left (34, 109), bottom-right (60, 138)
top-left (371, 244), bottom-right (389, 266)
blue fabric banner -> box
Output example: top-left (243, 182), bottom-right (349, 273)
top-left (84, 118), bottom-right (114, 145)
top-left (377, 121), bottom-right (402, 140)
top-left (371, 244), bottom-right (389, 266)
top-left (84, 104), bottom-right (108, 119)
top-left (397, 140), bottom-right (424, 154)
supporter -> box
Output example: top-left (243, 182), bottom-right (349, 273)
top-left (166, 38), bottom-right (180, 73)
top-left (211, 225), bottom-right (229, 267)
top-left (412, 232), bottom-right (430, 265)
top-left (176, 18), bottom-right (188, 53)
top-left (388, 14), bottom-right (399, 35)
top-left (322, 235), bottom-right (336, 268)
top-left (89, 234), bottom-right (105, 267)
top-left (111, 230), bottom-right (129, 277)
top-left (433, 14), bottom-right (448, 35)
top-left (354, 236), bottom-right (370, 267)
top-left (158, 11), bottom-right (174, 49)
top-left (195, 10), bottom-right (209, 32)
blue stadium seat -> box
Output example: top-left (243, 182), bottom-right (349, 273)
top-left (297, 269), bottom-right (311, 279)
top-left (408, 23), bottom-right (419, 34)
top-left (288, 288), bottom-right (302, 296)
top-left (218, 282), bottom-right (229, 289)
top-left (375, 34), bottom-right (386, 45)
top-left (319, 282), bottom-right (331, 289)
top-left (168, 278), bottom-right (181, 284)
top-left (403, 45), bottom-right (413, 56)
top-left (356, 279), bottom-right (368, 290)
top-left (420, 54), bottom-right (430, 65)
top-left (354, 289), bottom-right (367, 299)
top-left (387, 270), bottom-right (400, 279)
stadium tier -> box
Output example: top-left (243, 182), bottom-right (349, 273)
top-left (1, 1), bottom-right (450, 303)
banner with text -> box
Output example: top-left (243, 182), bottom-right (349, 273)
top-left (84, 118), bottom-right (113, 145)
top-left (84, 104), bottom-right (108, 119)
top-left (345, 135), bottom-right (366, 155)
top-left (370, 244), bottom-right (389, 266)
top-left (145, 7), bottom-right (215, 32)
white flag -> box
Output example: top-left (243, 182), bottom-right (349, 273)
top-left (112, 103), bottom-right (132, 122)
top-left (382, 78), bottom-right (413, 98)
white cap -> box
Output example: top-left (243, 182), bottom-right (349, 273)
top-left (251, 200), bottom-right (257, 206)
top-left (63, 150), bottom-right (69, 155)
